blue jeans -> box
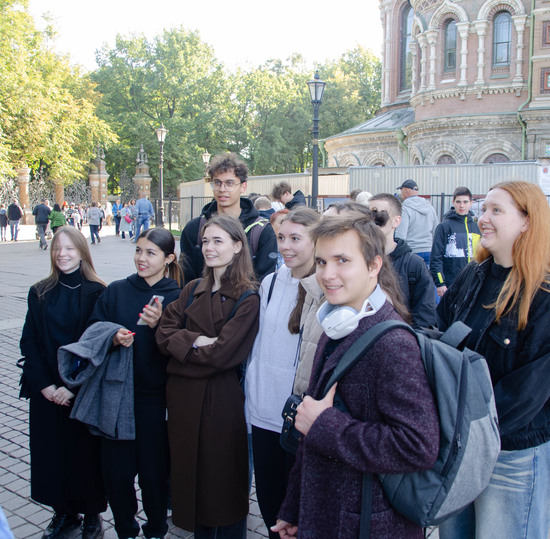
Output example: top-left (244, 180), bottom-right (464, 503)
top-left (89, 224), bottom-right (100, 243)
top-left (439, 439), bottom-right (550, 539)
top-left (114, 215), bottom-right (121, 235)
top-left (135, 215), bottom-right (150, 239)
top-left (416, 251), bottom-right (431, 267)
top-left (9, 220), bottom-right (19, 241)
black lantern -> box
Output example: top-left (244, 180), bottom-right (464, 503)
top-left (307, 71), bottom-right (326, 210)
top-left (155, 124), bottom-right (168, 227)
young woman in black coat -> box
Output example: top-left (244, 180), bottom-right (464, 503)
top-left (438, 182), bottom-right (550, 539)
top-left (87, 228), bottom-right (183, 539)
top-left (20, 226), bottom-right (107, 539)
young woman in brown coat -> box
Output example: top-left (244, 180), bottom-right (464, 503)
top-left (156, 215), bottom-right (260, 538)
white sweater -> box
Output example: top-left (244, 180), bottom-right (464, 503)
top-left (245, 265), bottom-right (300, 432)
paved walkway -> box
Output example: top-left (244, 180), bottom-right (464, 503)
top-left (0, 229), bottom-right (268, 539)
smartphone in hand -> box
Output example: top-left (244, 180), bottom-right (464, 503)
top-left (137, 295), bottom-right (165, 325)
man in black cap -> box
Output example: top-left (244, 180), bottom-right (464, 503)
top-left (395, 180), bottom-right (439, 267)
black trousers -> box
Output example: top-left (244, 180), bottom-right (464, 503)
top-left (251, 426), bottom-right (296, 539)
top-left (101, 400), bottom-right (169, 539)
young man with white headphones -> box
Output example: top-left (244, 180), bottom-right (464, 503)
top-left (273, 213), bottom-right (439, 539)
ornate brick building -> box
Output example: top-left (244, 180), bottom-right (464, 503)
top-left (325, 0), bottom-right (550, 167)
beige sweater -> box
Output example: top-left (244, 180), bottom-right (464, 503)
top-left (292, 274), bottom-right (325, 396)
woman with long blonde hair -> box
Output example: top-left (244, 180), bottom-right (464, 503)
top-left (437, 181), bottom-right (550, 539)
top-left (20, 226), bottom-right (108, 539)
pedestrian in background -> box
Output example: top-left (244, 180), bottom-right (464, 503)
top-left (20, 226), bottom-right (108, 539)
top-left (87, 228), bottom-right (182, 539)
top-left (157, 215), bottom-right (259, 538)
top-left (8, 198), bottom-right (23, 242)
top-left (48, 204), bottom-right (67, 234)
top-left (430, 187), bottom-right (481, 298)
top-left (119, 202), bottom-right (134, 241)
top-left (0, 204), bottom-right (7, 241)
top-left (438, 181), bottom-right (550, 539)
top-left (133, 193), bottom-right (154, 241)
top-left (33, 198), bottom-right (51, 250)
top-left (86, 202), bottom-right (102, 245)
top-left (395, 180), bottom-right (439, 267)
top-left (112, 199), bottom-right (122, 236)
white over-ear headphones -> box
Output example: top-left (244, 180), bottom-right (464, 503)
top-left (317, 284), bottom-right (387, 339)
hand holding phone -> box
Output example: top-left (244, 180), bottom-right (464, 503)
top-left (137, 295), bottom-right (165, 327)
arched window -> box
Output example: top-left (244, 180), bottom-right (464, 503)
top-left (483, 153), bottom-right (510, 163)
top-left (437, 155), bottom-right (456, 165)
top-left (493, 12), bottom-right (512, 66)
top-left (445, 20), bottom-right (457, 72)
top-left (401, 4), bottom-right (414, 91)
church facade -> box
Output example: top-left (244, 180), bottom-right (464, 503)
top-left (325, 0), bottom-right (550, 167)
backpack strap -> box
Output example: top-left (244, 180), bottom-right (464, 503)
top-left (245, 218), bottom-right (268, 258)
top-left (266, 271), bottom-right (278, 305)
top-left (440, 321), bottom-right (472, 350)
top-left (323, 320), bottom-right (413, 396)
top-left (360, 473), bottom-right (373, 539)
top-left (228, 289), bottom-right (258, 320)
top-left (183, 279), bottom-right (203, 328)
top-left (408, 254), bottom-right (422, 302)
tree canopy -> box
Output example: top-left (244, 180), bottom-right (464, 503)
top-left (1, 2), bottom-right (381, 191)
top-left (0, 0), bottom-right (116, 181)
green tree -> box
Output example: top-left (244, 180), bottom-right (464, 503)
top-left (0, 0), bottom-right (116, 180)
top-left (92, 27), bottom-right (230, 194)
top-left (318, 46), bottom-right (382, 140)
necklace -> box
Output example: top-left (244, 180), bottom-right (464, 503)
top-left (59, 281), bottom-right (81, 290)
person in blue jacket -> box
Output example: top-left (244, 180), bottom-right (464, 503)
top-left (430, 187), bottom-right (481, 298)
top-left (88, 228), bottom-right (183, 539)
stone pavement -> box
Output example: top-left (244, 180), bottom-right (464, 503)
top-left (0, 228), bottom-right (269, 539)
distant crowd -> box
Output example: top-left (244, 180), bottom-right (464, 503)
top-left (6, 153), bottom-right (550, 539)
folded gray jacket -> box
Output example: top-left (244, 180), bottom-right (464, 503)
top-left (58, 321), bottom-right (135, 440)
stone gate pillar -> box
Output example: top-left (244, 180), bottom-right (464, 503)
top-left (133, 144), bottom-right (152, 196)
top-left (88, 146), bottom-right (109, 204)
top-left (53, 179), bottom-right (64, 206)
top-left (16, 165), bottom-right (32, 224)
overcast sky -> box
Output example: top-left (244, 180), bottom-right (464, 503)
top-left (27, 0), bottom-right (383, 72)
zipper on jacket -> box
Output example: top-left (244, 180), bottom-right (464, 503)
top-left (440, 356), bottom-right (468, 478)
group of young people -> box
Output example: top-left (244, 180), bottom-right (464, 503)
top-left (18, 153), bottom-right (550, 539)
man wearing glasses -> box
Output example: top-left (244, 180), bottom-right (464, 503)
top-left (179, 153), bottom-right (278, 283)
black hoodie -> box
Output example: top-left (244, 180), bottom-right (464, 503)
top-left (389, 238), bottom-right (437, 328)
top-left (88, 274), bottom-right (181, 402)
top-left (430, 209), bottom-right (481, 288)
top-left (179, 198), bottom-right (278, 283)
top-left (285, 190), bottom-right (307, 210)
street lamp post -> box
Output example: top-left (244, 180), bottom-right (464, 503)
top-left (202, 150), bottom-right (211, 178)
top-left (155, 124), bottom-right (167, 227)
top-left (307, 71), bottom-right (326, 211)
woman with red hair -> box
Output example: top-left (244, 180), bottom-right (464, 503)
top-left (438, 181), bottom-right (550, 539)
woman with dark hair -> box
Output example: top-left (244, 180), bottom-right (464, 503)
top-left (273, 214), bottom-right (439, 539)
top-left (245, 207), bottom-right (321, 539)
top-left (20, 226), bottom-right (108, 539)
top-left (156, 215), bottom-right (260, 538)
top-left (87, 227), bottom-right (183, 539)
top-left (48, 204), bottom-right (67, 234)
top-left (437, 181), bottom-right (550, 539)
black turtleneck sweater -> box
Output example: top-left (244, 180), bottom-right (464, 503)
top-left (47, 270), bottom-right (83, 352)
top-left (464, 262), bottom-right (512, 350)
